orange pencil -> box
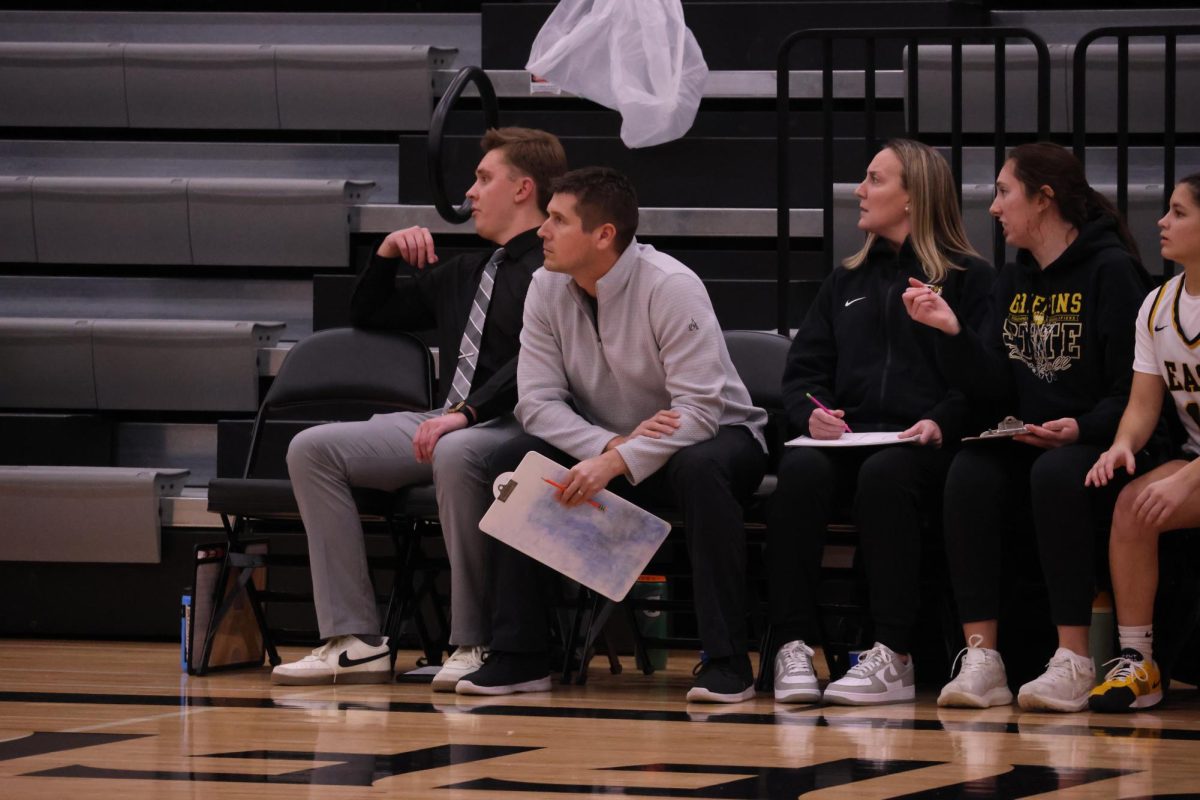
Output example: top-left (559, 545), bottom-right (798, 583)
top-left (542, 477), bottom-right (606, 511)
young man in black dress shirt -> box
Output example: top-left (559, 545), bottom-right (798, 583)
top-left (273, 128), bottom-right (567, 688)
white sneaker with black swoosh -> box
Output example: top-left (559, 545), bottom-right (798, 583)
top-left (271, 635), bottom-right (391, 685)
top-left (822, 642), bottom-right (915, 705)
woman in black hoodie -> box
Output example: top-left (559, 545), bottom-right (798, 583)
top-left (768, 139), bottom-right (994, 707)
top-left (903, 142), bottom-right (1151, 712)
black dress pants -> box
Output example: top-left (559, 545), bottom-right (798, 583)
top-left (767, 443), bottom-right (951, 654)
top-left (484, 426), bottom-right (766, 659)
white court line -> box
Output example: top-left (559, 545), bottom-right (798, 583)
top-left (65, 706), bottom-right (217, 733)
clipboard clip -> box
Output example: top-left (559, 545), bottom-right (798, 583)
top-left (979, 416), bottom-right (1029, 438)
top-left (496, 478), bottom-right (517, 502)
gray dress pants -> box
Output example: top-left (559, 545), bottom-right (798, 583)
top-left (286, 411), bottom-right (519, 645)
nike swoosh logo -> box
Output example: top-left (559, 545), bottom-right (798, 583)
top-left (1155, 324), bottom-right (1169, 331)
top-left (338, 650), bottom-right (389, 668)
top-left (844, 297), bottom-right (866, 308)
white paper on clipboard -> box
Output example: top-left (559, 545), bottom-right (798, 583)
top-left (479, 451), bottom-right (671, 602)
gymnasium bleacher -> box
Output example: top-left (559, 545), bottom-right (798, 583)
top-left (2, 0), bottom-right (1199, 652)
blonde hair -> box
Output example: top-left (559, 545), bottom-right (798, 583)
top-left (842, 139), bottom-right (981, 283)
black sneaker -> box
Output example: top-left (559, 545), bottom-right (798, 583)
top-left (686, 654), bottom-right (756, 703)
top-left (455, 651), bottom-right (552, 696)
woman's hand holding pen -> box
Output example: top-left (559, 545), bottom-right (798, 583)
top-left (808, 407), bottom-right (850, 440)
top-left (901, 277), bottom-right (960, 335)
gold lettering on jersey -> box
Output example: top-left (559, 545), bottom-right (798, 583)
top-left (1003, 292), bottom-right (1085, 382)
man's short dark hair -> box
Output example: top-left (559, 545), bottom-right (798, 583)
top-left (481, 127), bottom-right (568, 213)
top-left (550, 167), bottom-right (639, 253)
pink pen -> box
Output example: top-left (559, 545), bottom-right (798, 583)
top-left (805, 392), bottom-right (853, 433)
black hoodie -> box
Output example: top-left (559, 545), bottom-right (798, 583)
top-left (783, 237), bottom-right (994, 442)
top-left (937, 214), bottom-right (1150, 445)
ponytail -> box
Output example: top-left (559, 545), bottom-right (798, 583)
top-left (1085, 187), bottom-right (1141, 263)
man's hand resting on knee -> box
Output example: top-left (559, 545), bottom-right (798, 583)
top-left (412, 412), bottom-right (468, 463)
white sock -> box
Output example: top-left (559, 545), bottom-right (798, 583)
top-left (1118, 625), bottom-right (1153, 662)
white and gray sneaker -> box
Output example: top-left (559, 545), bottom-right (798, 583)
top-left (774, 639), bottom-right (821, 704)
top-left (1017, 647), bottom-right (1095, 712)
top-left (938, 635), bottom-right (1013, 708)
top-left (271, 635), bottom-right (391, 685)
top-left (823, 642), bottom-right (915, 706)
top-left (431, 645), bottom-right (488, 693)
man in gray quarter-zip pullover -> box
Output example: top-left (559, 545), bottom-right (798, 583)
top-left (456, 167), bottom-right (769, 703)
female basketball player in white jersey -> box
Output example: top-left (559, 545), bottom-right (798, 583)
top-left (1086, 173), bottom-right (1200, 712)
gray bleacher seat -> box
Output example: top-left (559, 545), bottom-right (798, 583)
top-left (912, 42), bottom-right (1200, 135)
top-left (0, 176), bottom-right (36, 262)
top-left (0, 466), bottom-right (187, 563)
top-left (188, 178), bottom-right (372, 267)
top-left (0, 317), bottom-right (95, 409)
top-left (275, 44), bottom-right (454, 131)
top-left (92, 319), bottom-right (285, 411)
top-left (32, 176), bottom-right (191, 265)
top-left (124, 43), bottom-right (279, 129)
top-left (0, 42), bottom-right (127, 127)
top-left (1077, 43), bottom-right (1200, 135)
top-left (909, 43), bottom-right (1071, 134)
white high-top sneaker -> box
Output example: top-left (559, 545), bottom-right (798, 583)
top-left (1017, 647), bottom-right (1095, 712)
top-left (938, 635), bottom-right (1013, 708)
top-left (271, 635), bottom-right (391, 685)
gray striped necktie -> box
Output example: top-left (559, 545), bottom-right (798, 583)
top-left (445, 246), bottom-right (505, 407)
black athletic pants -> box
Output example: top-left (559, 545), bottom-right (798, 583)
top-left (766, 443), bottom-right (951, 655)
top-left (943, 441), bottom-right (1122, 627)
top-left (485, 427), bottom-right (766, 659)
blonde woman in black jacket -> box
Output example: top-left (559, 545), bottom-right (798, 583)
top-left (769, 139), bottom-right (993, 706)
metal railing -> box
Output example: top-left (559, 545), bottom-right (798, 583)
top-left (776, 27), bottom-right (1050, 334)
top-left (1072, 25), bottom-right (1200, 274)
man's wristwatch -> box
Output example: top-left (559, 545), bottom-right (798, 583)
top-left (444, 400), bottom-right (476, 425)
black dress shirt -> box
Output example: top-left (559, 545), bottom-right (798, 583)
top-left (350, 227), bottom-right (543, 424)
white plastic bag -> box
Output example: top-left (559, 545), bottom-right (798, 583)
top-left (526, 0), bottom-right (708, 149)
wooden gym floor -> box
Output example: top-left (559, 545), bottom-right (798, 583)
top-left (1, 639), bottom-right (1199, 798)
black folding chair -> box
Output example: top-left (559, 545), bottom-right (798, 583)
top-left (202, 327), bottom-right (442, 674)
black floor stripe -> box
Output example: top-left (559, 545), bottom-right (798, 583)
top-left (0, 732), bottom-right (150, 762)
top-left (0, 690), bottom-right (1191, 740)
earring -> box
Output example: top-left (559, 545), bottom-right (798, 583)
top-left (905, 204), bottom-right (911, 213)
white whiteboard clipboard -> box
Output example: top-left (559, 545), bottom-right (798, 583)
top-left (479, 451), bottom-right (671, 602)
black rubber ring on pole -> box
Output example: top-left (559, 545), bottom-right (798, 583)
top-left (428, 66), bottom-right (500, 224)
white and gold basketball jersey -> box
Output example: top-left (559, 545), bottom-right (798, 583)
top-left (1135, 274), bottom-right (1200, 456)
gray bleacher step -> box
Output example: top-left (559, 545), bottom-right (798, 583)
top-left (0, 41), bottom-right (454, 131)
top-left (0, 318), bottom-right (286, 411)
top-left (0, 10), bottom-right (481, 62)
top-left (910, 42), bottom-right (1200, 135)
top-left (93, 319), bottom-right (286, 411)
top-left (433, 69), bottom-right (904, 100)
top-left (355, 205), bottom-right (824, 238)
top-left (0, 275), bottom-right (313, 343)
top-left (0, 466), bottom-right (189, 562)
top-left (0, 171), bottom-right (372, 267)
